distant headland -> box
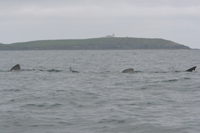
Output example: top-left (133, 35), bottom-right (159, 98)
top-left (0, 37), bottom-right (190, 50)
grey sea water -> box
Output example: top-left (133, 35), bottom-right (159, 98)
top-left (0, 50), bottom-right (200, 133)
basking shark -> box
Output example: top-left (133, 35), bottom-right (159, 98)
top-left (8, 65), bottom-right (197, 73)
top-left (122, 66), bottom-right (197, 73)
top-left (186, 66), bottom-right (197, 72)
top-left (10, 64), bottom-right (21, 71)
top-left (122, 68), bottom-right (134, 73)
top-left (70, 67), bottom-right (79, 73)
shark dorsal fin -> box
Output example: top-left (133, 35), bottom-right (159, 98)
top-left (10, 64), bottom-right (21, 71)
top-left (122, 68), bottom-right (134, 73)
top-left (186, 66), bottom-right (196, 72)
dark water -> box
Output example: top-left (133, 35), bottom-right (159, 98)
top-left (0, 50), bottom-right (200, 133)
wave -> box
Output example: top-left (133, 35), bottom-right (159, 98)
top-left (159, 77), bottom-right (191, 83)
top-left (21, 103), bottom-right (63, 108)
top-left (98, 118), bottom-right (126, 124)
top-left (1, 89), bottom-right (21, 92)
top-left (162, 79), bottom-right (178, 82)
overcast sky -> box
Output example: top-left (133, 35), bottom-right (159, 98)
top-left (0, 0), bottom-right (199, 48)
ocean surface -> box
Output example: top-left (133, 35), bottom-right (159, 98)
top-left (0, 50), bottom-right (199, 133)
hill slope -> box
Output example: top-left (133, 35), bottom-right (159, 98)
top-left (0, 37), bottom-right (190, 50)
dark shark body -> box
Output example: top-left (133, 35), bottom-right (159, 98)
top-left (122, 68), bottom-right (134, 73)
top-left (10, 64), bottom-right (21, 71)
top-left (186, 66), bottom-right (197, 72)
top-left (70, 67), bottom-right (79, 73)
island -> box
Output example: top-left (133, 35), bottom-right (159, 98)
top-left (0, 37), bottom-right (190, 50)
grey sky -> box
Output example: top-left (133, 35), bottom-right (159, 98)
top-left (1, 0), bottom-right (199, 48)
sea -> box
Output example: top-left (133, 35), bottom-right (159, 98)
top-left (0, 50), bottom-right (200, 133)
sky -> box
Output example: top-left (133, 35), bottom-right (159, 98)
top-left (0, 0), bottom-right (200, 49)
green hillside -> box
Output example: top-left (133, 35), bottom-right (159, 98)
top-left (0, 37), bottom-right (190, 50)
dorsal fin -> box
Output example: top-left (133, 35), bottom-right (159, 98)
top-left (122, 68), bottom-right (134, 73)
top-left (186, 66), bottom-right (196, 72)
top-left (10, 64), bottom-right (21, 71)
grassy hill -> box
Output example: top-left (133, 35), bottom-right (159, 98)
top-left (0, 37), bottom-right (190, 50)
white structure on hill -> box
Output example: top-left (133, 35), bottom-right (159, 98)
top-left (106, 33), bottom-right (115, 38)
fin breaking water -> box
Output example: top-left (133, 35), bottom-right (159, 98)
top-left (10, 64), bottom-right (21, 71)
